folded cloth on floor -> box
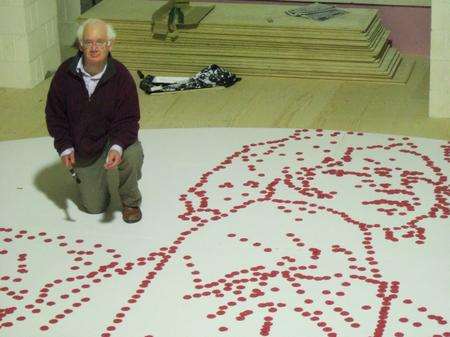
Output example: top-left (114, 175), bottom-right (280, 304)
top-left (137, 64), bottom-right (241, 94)
top-left (286, 3), bottom-right (347, 21)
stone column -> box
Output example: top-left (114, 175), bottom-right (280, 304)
top-left (0, 0), bottom-right (61, 88)
top-left (429, 0), bottom-right (450, 118)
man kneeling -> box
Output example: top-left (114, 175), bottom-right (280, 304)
top-left (45, 18), bottom-right (144, 223)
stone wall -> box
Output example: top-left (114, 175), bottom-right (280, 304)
top-left (0, 0), bottom-right (60, 88)
top-left (57, 0), bottom-right (80, 49)
top-left (429, 0), bottom-right (450, 118)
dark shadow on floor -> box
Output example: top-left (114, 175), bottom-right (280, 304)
top-left (33, 161), bottom-right (120, 223)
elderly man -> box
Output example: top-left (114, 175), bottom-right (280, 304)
top-left (45, 18), bottom-right (144, 223)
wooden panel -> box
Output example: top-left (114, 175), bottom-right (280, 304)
top-left (81, 0), bottom-right (378, 30)
top-left (79, 0), bottom-right (412, 82)
top-left (231, 0), bottom-right (431, 8)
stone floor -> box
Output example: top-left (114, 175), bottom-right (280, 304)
top-left (0, 54), bottom-right (448, 142)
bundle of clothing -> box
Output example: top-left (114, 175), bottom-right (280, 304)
top-left (285, 3), bottom-right (347, 21)
top-left (137, 64), bottom-right (241, 94)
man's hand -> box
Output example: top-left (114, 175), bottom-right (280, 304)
top-left (104, 149), bottom-right (122, 170)
top-left (61, 152), bottom-right (75, 168)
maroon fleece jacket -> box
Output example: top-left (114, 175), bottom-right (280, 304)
top-left (45, 52), bottom-right (140, 160)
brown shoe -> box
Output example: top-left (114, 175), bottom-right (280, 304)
top-left (122, 206), bottom-right (142, 223)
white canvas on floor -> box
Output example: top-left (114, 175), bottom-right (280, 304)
top-left (0, 128), bottom-right (449, 337)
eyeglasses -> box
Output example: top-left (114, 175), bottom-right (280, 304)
top-left (81, 39), bottom-right (110, 49)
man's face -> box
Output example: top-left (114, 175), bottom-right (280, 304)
top-left (80, 23), bottom-right (112, 66)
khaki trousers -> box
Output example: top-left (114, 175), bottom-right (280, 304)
top-left (74, 141), bottom-right (144, 214)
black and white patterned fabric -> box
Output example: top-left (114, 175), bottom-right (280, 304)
top-left (138, 65), bottom-right (241, 94)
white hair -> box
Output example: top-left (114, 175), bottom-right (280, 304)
top-left (77, 18), bottom-right (116, 43)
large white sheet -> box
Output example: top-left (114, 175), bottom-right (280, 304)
top-left (0, 128), bottom-right (448, 337)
